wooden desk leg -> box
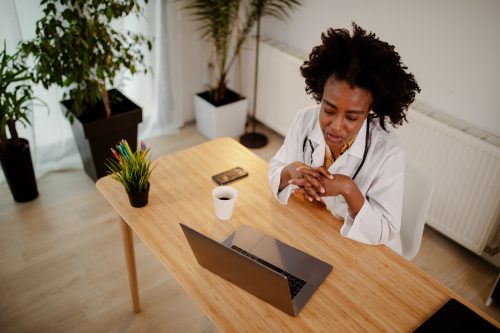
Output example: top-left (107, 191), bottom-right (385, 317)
top-left (119, 218), bottom-right (141, 313)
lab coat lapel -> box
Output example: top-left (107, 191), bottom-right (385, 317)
top-left (309, 118), bottom-right (325, 168)
top-left (347, 118), bottom-right (367, 160)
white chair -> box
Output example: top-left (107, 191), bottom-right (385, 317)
top-left (401, 160), bottom-right (434, 261)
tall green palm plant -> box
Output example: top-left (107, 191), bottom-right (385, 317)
top-left (184, 0), bottom-right (301, 104)
top-left (0, 42), bottom-right (45, 202)
top-left (0, 43), bottom-right (39, 153)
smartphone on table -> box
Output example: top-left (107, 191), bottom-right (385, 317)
top-left (212, 167), bottom-right (249, 185)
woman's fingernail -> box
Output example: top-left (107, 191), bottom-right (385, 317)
top-left (308, 197), bottom-right (313, 202)
top-left (321, 187), bottom-right (325, 193)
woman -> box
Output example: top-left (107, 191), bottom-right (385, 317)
top-left (268, 23), bottom-right (420, 255)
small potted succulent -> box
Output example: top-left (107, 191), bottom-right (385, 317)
top-left (105, 139), bottom-right (154, 207)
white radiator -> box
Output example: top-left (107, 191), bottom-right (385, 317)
top-left (396, 104), bottom-right (500, 255)
top-left (249, 38), bottom-right (500, 255)
top-left (250, 38), bottom-right (314, 136)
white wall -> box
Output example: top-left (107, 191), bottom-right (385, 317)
top-left (259, 0), bottom-right (500, 137)
top-left (0, 0), bottom-right (22, 52)
top-left (177, 7), bottom-right (211, 124)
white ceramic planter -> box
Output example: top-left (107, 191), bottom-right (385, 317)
top-left (194, 92), bottom-right (248, 140)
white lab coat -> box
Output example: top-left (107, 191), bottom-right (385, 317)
top-left (269, 106), bottom-right (405, 255)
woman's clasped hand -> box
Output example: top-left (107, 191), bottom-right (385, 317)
top-left (288, 165), bottom-right (359, 204)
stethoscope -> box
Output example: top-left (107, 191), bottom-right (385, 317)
top-left (302, 116), bottom-right (370, 181)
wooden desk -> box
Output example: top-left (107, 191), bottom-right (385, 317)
top-left (96, 137), bottom-right (499, 332)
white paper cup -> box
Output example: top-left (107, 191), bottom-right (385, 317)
top-left (212, 186), bottom-right (238, 221)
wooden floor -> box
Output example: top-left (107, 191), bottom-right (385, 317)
top-left (1, 123), bottom-right (499, 332)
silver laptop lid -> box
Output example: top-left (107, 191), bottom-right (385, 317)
top-left (180, 223), bottom-right (295, 315)
top-left (180, 223), bottom-right (333, 316)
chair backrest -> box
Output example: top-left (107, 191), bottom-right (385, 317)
top-left (401, 159), bottom-right (434, 260)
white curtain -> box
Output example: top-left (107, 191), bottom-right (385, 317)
top-left (0, 0), bottom-right (182, 184)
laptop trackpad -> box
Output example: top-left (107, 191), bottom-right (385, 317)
top-left (249, 236), bottom-right (305, 273)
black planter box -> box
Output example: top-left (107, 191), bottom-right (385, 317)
top-left (61, 89), bottom-right (142, 181)
top-left (0, 138), bottom-right (38, 202)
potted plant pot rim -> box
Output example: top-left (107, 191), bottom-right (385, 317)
top-left (61, 89), bottom-right (142, 134)
top-left (197, 88), bottom-right (244, 107)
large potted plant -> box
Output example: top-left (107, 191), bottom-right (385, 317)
top-left (0, 44), bottom-right (41, 202)
top-left (184, 0), bottom-right (301, 140)
top-left (22, 0), bottom-right (152, 181)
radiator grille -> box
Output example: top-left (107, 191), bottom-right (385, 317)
top-left (396, 109), bottom-right (500, 254)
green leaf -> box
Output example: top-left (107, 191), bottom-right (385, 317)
top-left (96, 66), bottom-right (103, 79)
top-left (106, 7), bottom-right (113, 20)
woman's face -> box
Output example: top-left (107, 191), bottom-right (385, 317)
top-left (319, 77), bottom-right (372, 154)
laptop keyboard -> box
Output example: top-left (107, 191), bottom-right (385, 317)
top-left (230, 245), bottom-right (306, 299)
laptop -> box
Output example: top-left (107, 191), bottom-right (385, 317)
top-left (180, 223), bottom-right (333, 316)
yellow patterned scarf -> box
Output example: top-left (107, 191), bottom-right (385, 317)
top-left (324, 136), bottom-right (357, 169)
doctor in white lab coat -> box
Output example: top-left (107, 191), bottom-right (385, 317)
top-left (268, 24), bottom-right (420, 255)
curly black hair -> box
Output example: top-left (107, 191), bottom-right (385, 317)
top-left (300, 23), bottom-right (420, 130)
